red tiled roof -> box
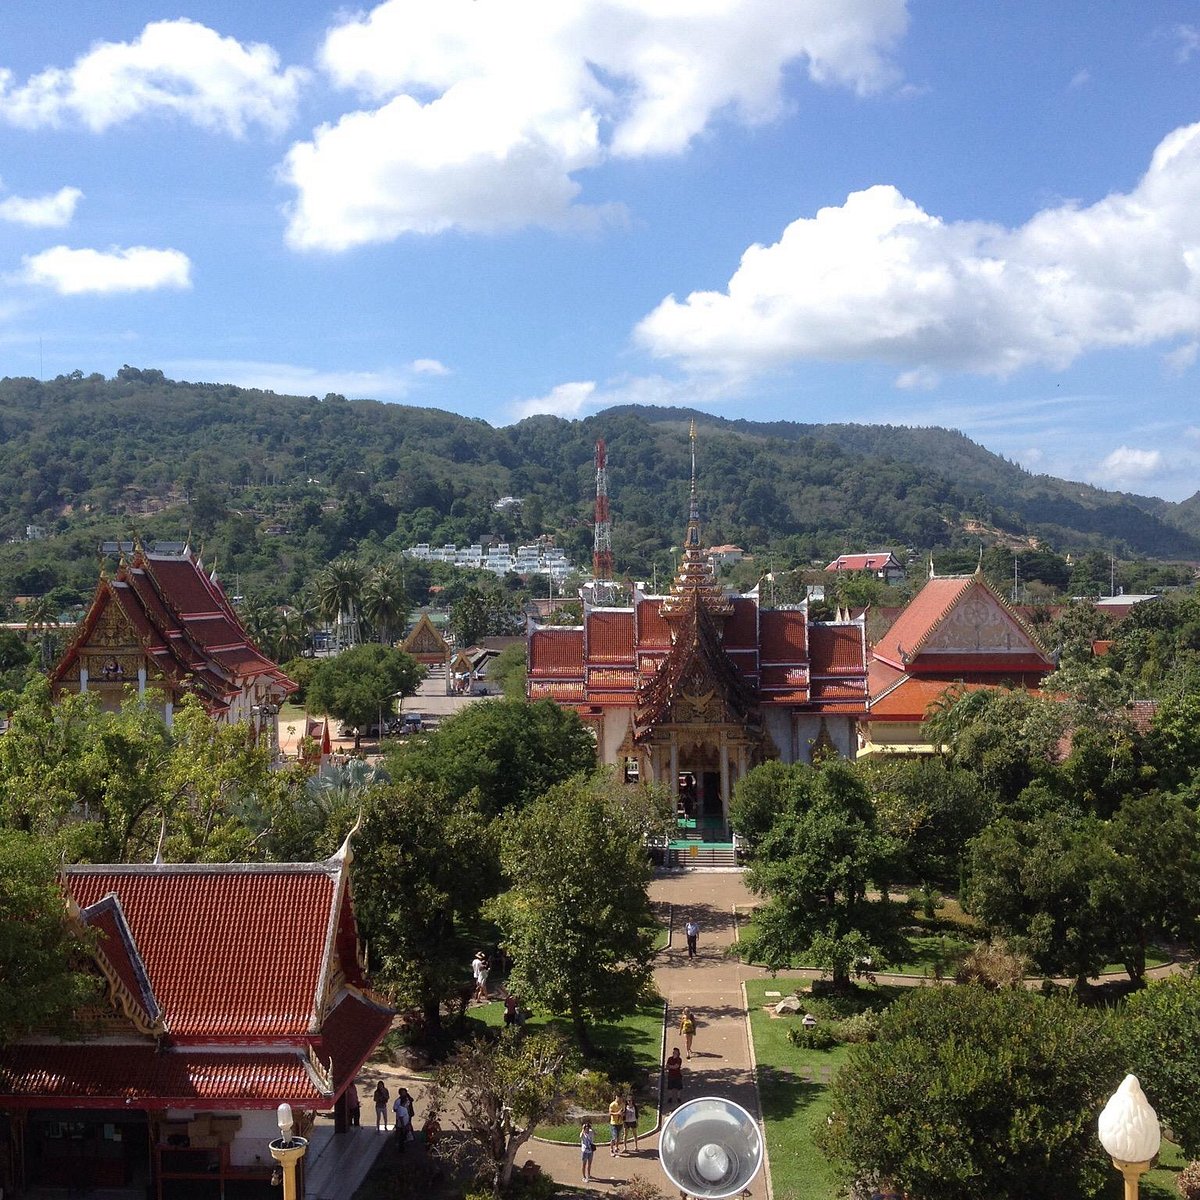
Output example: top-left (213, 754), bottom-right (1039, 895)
top-left (722, 598), bottom-right (758, 649)
top-left (586, 611), bottom-right (635, 661)
top-left (809, 623), bottom-right (866, 675)
top-left (868, 675), bottom-right (993, 721)
top-left (759, 610), bottom-right (808, 662)
top-left (760, 665), bottom-right (810, 692)
top-left (874, 576), bottom-right (974, 668)
top-left (635, 599), bottom-right (671, 648)
top-left (528, 681), bottom-right (586, 702)
top-left (318, 992), bottom-right (395, 1094)
top-left (586, 668), bottom-right (637, 689)
top-left (826, 552), bottom-right (900, 572)
top-left (528, 629), bottom-right (585, 677)
top-left (1128, 699), bottom-right (1158, 734)
top-left (66, 863), bottom-right (339, 1041)
top-left (810, 678), bottom-right (867, 700)
top-left (0, 1044), bottom-right (327, 1108)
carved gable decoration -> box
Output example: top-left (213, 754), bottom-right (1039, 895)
top-left (919, 590), bottom-right (1042, 657)
top-left (401, 613), bottom-right (450, 660)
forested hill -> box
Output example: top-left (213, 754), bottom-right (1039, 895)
top-left (0, 370), bottom-right (1197, 604)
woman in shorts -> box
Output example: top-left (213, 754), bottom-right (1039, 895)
top-left (580, 1121), bottom-right (596, 1181)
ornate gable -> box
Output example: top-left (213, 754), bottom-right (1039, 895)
top-left (920, 589), bottom-right (1042, 656)
top-left (401, 613), bottom-right (450, 661)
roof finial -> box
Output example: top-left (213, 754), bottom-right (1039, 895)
top-left (153, 811), bottom-right (169, 864)
top-left (928, 553), bottom-right (935, 580)
top-left (333, 809), bottom-right (364, 865)
top-left (976, 543), bottom-right (985, 575)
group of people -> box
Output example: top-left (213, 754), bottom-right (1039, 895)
top-left (579, 1093), bottom-right (640, 1180)
top-left (368, 1079), bottom-right (441, 1150)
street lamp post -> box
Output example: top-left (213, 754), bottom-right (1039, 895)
top-left (1099, 1074), bottom-right (1161, 1200)
top-left (269, 1102), bottom-right (308, 1200)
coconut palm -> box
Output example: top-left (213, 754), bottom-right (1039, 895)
top-left (240, 601), bottom-right (282, 659)
top-left (361, 563), bottom-right (410, 645)
top-left (23, 595), bottom-right (60, 668)
top-left (276, 608), bottom-right (311, 662)
top-left (314, 557), bottom-right (365, 650)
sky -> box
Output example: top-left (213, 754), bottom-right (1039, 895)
top-left (3, 3), bottom-right (1200, 502)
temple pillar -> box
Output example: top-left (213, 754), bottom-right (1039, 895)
top-left (164, 701), bottom-right (173, 729)
top-left (137, 666), bottom-right (146, 697)
top-left (669, 740), bottom-right (679, 796)
top-left (719, 740), bottom-right (730, 827)
top-left (79, 665), bottom-right (88, 693)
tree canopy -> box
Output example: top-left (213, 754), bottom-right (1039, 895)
top-left (307, 644), bottom-right (425, 748)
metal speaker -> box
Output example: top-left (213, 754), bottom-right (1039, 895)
top-left (659, 1096), bottom-right (764, 1199)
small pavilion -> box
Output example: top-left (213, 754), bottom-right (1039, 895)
top-left (0, 839), bottom-right (391, 1199)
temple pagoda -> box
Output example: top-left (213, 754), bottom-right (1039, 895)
top-left (527, 425), bottom-right (868, 834)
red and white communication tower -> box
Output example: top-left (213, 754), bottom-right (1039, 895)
top-left (593, 438), bottom-right (613, 581)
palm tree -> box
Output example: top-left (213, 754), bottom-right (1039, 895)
top-left (361, 563), bottom-right (410, 645)
top-left (241, 601), bottom-right (282, 659)
top-left (314, 558), bottom-right (365, 651)
top-left (275, 608), bottom-right (310, 662)
top-left (23, 595), bottom-right (59, 669)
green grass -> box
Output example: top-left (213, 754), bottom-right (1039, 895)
top-left (1141, 1136), bottom-right (1187, 1198)
top-left (746, 978), bottom-right (853, 1200)
top-left (466, 1000), bottom-right (664, 1144)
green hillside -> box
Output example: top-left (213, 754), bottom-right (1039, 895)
top-left (0, 369), bottom-right (1196, 607)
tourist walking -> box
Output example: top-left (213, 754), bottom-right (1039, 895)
top-left (685, 917), bottom-right (699, 958)
top-left (679, 1007), bottom-right (697, 1058)
top-left (665, 1047), bottom-right (684, 1108)
top-left (472, 951), bottom-right (490, 1004)
top-left (346, 1078), bottom-right (360, 1127)
top-left (373, 1080), bottom-right (390, 1131)
top-left (392, 1093), bottom-right (412, 1151)
top-left (580, 1121), bottom-right (596, 1181)
top-left (608, 1093), bottom-right (624, 1155)
top-left (622, 1095), bottom-right (639, 1151)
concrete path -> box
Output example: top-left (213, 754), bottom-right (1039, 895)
top-left (518, 870), bottom-right (769, 1197)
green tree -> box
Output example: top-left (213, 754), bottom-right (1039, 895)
top-left (823, 986), bottom-right (1123, 1200)
top-left (1123, 976), bottom-right (1200, 1158)
top-left (431, 1029), bottom-right (572, 1195)
top-left (351, 781), bottom-right (497, 1036)
top-left (389, 698), bottom-right (595, 818)
top-left (488, 642), bottom-right (527, 700)
top-left (0, 828), bottom-right (98, 1043)
top-left (314, 556), bottom-right (365, 650)
top-left (862, 757), bottom-right (992, 888)
top-left (488, 775), bottom-right (660, 1051)
top-left (742, 761), bottom-right (901, 988)
top-left (307, 644), bottom-right (425, 750)
top-left (22, 593), bottom-right (59, 668)
top-left (361, 562), bottom-right (409, 645)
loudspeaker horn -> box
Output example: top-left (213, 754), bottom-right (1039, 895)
top-left (658, 1096), bottom-right (764, 1199)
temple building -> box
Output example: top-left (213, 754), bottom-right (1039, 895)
top-left (51, 546), bottom-right (296, 747)
top-left (0, 839), bottom-right (391, 1198)
top-left (527, 428), bottom-right (868, 834)
top-left (861, 568), bottom-right (1056, 755)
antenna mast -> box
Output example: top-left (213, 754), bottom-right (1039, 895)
top-left (593, 439), bottom-right (613, 582)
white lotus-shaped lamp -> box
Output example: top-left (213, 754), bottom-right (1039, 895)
top-left (1098, 1075), bottom-right (1160, 1200)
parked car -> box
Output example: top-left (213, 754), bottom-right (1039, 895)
top-left (401, 712), bottom-right (424, 734)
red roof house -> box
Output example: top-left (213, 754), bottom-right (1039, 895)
top-left (825, 551), bottom-right (905, 583)
top-left (0, 840), bottom-right (391, 1197)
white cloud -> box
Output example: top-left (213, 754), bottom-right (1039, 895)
top-left (0, 184), bottom-right (82, 227)
top-left (635, 121), bottom-right (1200, 380)
top-left (1172, 24), bottom-right (1200, 64)
top-left (0, 19), bottom-right (306, 136)
top-left (284, 0), bottom-right (907, 248)
top-left (411, 358), bottom-right (450, 375)
top-left (512, 380), bottom-right (597, 420)
top-left (1097, 445), bottom-right (1163, 484)
top-left (162, 359), bottom-right (440, 401)
top-left (20, 245), bottom-right (191, 295)
top-left (1068, 68), bottom-right (1090, 89)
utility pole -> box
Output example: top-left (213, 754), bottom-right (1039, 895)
top-left (593, 439), bottom-right (612, 582)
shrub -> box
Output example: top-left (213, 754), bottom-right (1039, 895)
top-left (833, 1010), bottom-right (879, 1044)
top-left (614, 1178), bottom-right (671, 1200)
top-left (787, 1022), bottom-right (837, 1051)
top-left (954, 940), bottom-right (1028, 989)
top-left (1178, 1161), bottom-right (1200, 1200)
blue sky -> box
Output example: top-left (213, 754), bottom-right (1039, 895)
top-left (3, 2), bottom-right (1200, 500)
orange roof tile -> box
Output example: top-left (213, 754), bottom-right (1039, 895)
top-left (723, 598), bottom-right (758, 649)
top-left (868, 675), bottom-right (993, 721)
top-left (528, 681), bottom-right (586, 702)
top-left (586, 667), bottom-right (637, 689)
top-left (759, 609), bottom-right (808, 662)
top-left (874, 576), bottom-right (974, 667)
top-left (809, 623), bottom-right (867, 675)
top-left (66, 863), bottom-right (339, 1041)
top-left (527, 629), bottom-right (584, 676)
top-left (586, 610), bottom-right (635, 661)
top-left (635, 599), bottom-right (671, 648)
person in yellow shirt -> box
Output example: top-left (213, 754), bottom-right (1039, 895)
top-left (608, 1093), bottom-right (624, 1155)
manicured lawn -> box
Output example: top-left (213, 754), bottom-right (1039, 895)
top-left (746, 978), bottom-right (853, 1200)
top-left (467, 999), bottom-right (664, 1144)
